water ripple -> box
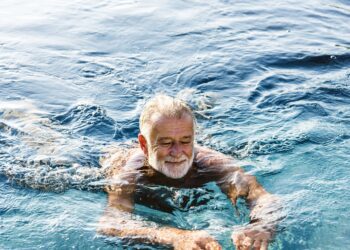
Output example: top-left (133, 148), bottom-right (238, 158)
top-left (1, 0), bottom-right (350, 248)
top-left (248, 74), bottom-right (307, 102)
top-left (76, 60), bottom-right (114, 79)
top-left (262, 52), bottom-right (350, 70)
top-left (53, 104), bottom-right (116, 137)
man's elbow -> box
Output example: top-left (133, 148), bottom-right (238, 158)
top-left (97, 216), bottom-right (123, 237)
top-left (97, 225), bottom-right (123, 237)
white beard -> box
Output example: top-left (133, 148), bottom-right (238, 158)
top-left (148, 152), bottom-right (194, 179)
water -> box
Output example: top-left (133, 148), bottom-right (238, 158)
top-left (1, 0), bottom-right (350, 249)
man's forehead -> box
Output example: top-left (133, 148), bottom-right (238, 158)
top-left (148, 113), bottom-right (194, 136)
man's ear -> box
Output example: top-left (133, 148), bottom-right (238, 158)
top-left (138, 133), bottom-right (148, 156)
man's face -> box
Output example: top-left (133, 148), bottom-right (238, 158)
top-left (141, 113), bottom-right (195, 179)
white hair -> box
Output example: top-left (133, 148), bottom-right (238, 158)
top-left (139, 94), bottom-right (196, 140)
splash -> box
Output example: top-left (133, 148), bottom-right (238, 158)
top-left (0, 100), bottom-right (111, 192)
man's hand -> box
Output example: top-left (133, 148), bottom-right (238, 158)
top-left (173, 230), bottom-right (222, 250)
top-left (232, 223), bottom-right (272, 250)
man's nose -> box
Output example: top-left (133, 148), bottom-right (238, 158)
top-left (169, 143), bottom-right (182, 157)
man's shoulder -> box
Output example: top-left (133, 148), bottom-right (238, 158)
top-left (194, 145), bottom-right (238, 171)
top-left (101, 144), bottom-right (144, 178)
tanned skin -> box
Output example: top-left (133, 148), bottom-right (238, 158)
top-left (98, 114), bottom-right (280, 250)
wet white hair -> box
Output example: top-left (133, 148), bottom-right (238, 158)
top-left (139, 94), bottom-right (196, 140)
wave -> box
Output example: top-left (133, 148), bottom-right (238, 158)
top-left (0, 121), bottom-right (24, 136)
top-left (2, 160), bottom-right (104, 192)
top-left (53, 104), bottom-right (116, 138)
top-left (248, 74), bottom-right (307, 102)
top-left (227, 119), bottom-right (346, 158)
top-left (0, 102), bottom-right (112, 192)
top-left (233, 133), bottom-right (309, 157)
top-left (255, 81), bottom-right (350, 110)
top-left (76, 60), bottom-right (114, 79)
top-left (261, 52), bottom-right (350, 70)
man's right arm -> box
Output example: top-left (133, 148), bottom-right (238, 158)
top-left (98, 187), bottom-right (222, 250)
top-left (98, 151), bottom-right (222, 250)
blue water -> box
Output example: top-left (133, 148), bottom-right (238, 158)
top-left (1, 0), bottom-right (350, 249)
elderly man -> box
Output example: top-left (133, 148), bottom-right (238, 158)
top-left (98, 94), bottom-right (281, 250)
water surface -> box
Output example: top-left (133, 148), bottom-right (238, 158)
top-left (1, 0), bottom-right (350, 249)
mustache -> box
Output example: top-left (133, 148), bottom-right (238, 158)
top-left (164, 155), bottom-right (188, 162)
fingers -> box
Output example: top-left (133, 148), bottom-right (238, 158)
top-left (261, 240), bottom-right (268, 250)
top-left (233, 233), bottom-right (251, 250)
top-left (232, 232), bottom-right (245, 247)
top-left (232, 232), bottom-right (269, 250)
top-left (253, 238), bottom-right (262, 250)
top-left (205, 241), bottom-right (222, 250)
top-left (252, 239), bottom-right (269, 250)
top-left (197, 238), bottom-right (222, 250)
top-left (242, 236), bottom-right (253, 250)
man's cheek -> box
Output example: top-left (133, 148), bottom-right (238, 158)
top-left (156, 149), bottom-right (168, 158)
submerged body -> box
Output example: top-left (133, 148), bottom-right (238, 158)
top-left (99, 95), bottom-right (281, 250)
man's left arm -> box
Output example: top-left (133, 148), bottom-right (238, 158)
top-left (195, 146), bottom-right (283, 250)
top-left (224, 169), bottom-right (282, 250)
